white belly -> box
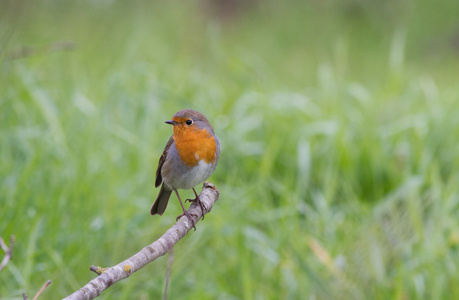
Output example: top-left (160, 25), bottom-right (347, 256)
top-left (164, 160), bottom-right (215, 190)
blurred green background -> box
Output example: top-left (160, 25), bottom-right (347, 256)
top-left (2, 0), bottom-right (459, 299)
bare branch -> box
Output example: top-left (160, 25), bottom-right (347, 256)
top-left (64, 182), bottom-right (220, 300)
top-left (32, 280), bottom-right (52, 300)
top-left (22, 280), bottom-right (51, 300)
top-left (0, 235), bottom-right (15, 272)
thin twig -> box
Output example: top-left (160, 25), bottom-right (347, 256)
top-left (0, 235), bottom-right (15, 272)
top-left (162, 248), bottom-right (174, 300)
top-left (63, 181), bottom-right (220, 300)
top-left (32, 280), bottom-right (52, 300)
top-left (22, 280), bottom-right (51, 300)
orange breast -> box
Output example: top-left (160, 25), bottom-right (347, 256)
top-left (173, 127), bottom-right (217, 167)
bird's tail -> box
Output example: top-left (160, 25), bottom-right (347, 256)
top-left (150, 183), bottom-right (172, 215)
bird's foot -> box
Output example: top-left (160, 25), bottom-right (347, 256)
top-left (176, 210), bottom-right (197, 231)
top-left (186, 196), bottom-right (207, 220)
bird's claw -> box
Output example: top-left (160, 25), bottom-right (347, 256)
top-left (186, 196), bottom-right (207, 220)
top-left (176, 210), bottom-right (197, 231)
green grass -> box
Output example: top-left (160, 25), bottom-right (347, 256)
top-left (2, 0), bottom-right (459, 299)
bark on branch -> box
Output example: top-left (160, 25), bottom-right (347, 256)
top-left (63, 182), bottom-right (219, 300)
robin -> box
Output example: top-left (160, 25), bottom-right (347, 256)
top-left (150, 109), bottom-right (220, 229)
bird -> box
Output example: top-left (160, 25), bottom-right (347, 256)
top-left (150, 109), bottom-right (220, 229)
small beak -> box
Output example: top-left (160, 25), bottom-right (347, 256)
top-left (165, 120), bottom-right (178, 125)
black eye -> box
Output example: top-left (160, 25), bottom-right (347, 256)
top-left (186, 119), bottom-right (193, 125)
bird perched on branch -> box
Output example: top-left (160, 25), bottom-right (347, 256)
top-left (150, 109), bottom-right (220, 229)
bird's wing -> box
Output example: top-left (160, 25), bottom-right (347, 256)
top-left (155, 136), bottom-right (174, 188)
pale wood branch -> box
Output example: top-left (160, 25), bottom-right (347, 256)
top-left (0, 235), bottom-right (15, 272)
top-left (63, 181), bottom-right (220, 300)
top-left (32, 280), bottom-right (52, 300)
top-left (22, 279), bottom-right (52, 300)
